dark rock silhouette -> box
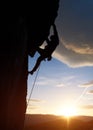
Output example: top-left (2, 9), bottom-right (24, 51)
top-left (0, 1), bottom-right (59, 130)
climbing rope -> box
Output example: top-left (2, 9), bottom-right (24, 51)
top-left (27, 66), bottom-right (40, 107)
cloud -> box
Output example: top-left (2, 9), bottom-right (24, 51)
top-left (81, 97), bottom-right (93, 100)
top-left (36, 81), bottom-right (48, 86)
top-left (56, 83), bottom-right (64, 88)
top-left (79, 80), bottom-right (93, 87)
top-left (27, 105), bottom-right (40, 110)
top-left (80, 105), bottom-right (93, 109)
top-left (35, 76), bottom-right (54, 86)
top-left (63, 75), bottom-right (75, 81)
top-left (87, 90), bottom-right (93, 94)
top-left (54, 0), bottom-right (93, 67)
top-left (36, 76), bottom-right (64, 87)
top-left (30, 99), bottom-right (43, 102)
top-left (27, 98), bottom-right (45, 103)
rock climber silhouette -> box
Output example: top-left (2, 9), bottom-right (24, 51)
top-left (29, 23), bottom-right (59, 75)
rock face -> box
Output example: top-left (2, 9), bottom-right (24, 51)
top-left (0, 1), bottom-right (59, 130)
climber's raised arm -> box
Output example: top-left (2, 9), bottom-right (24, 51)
top-left (52, 24), bottom-right (59, 42)
top-left (46, 37), bottom-right (50, 44)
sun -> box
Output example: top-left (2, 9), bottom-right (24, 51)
top-left (56, 104), bottom-right (78, 118)
top-left (62, 105), bottom-right (77, 117)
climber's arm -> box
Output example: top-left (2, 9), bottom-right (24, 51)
top-left (46, 37), bottom-right (50, 44)
top-left (52, 24), bottom-right (59, 46)
top-left (52, 23), bottom-right (59, 42)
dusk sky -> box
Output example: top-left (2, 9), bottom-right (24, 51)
top-left (26, 0), bottom-right (93, 117)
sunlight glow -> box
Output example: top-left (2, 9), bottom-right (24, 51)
top-left (56, 104), bottom-right (78, 118)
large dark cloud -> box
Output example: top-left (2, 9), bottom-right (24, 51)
top-left (54, 0), bottom-right (93, 67)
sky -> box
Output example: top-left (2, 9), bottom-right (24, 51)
top-left (26, 0), bottom-right (93, 117)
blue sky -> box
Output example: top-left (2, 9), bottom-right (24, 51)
top-left (26, 0), bottom-right (93, 116)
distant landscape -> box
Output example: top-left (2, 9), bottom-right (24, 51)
top-left (24, 114), bottom-right (93, 130)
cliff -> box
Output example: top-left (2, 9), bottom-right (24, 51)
top-left (0, 1), bottom-right (59, 130)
